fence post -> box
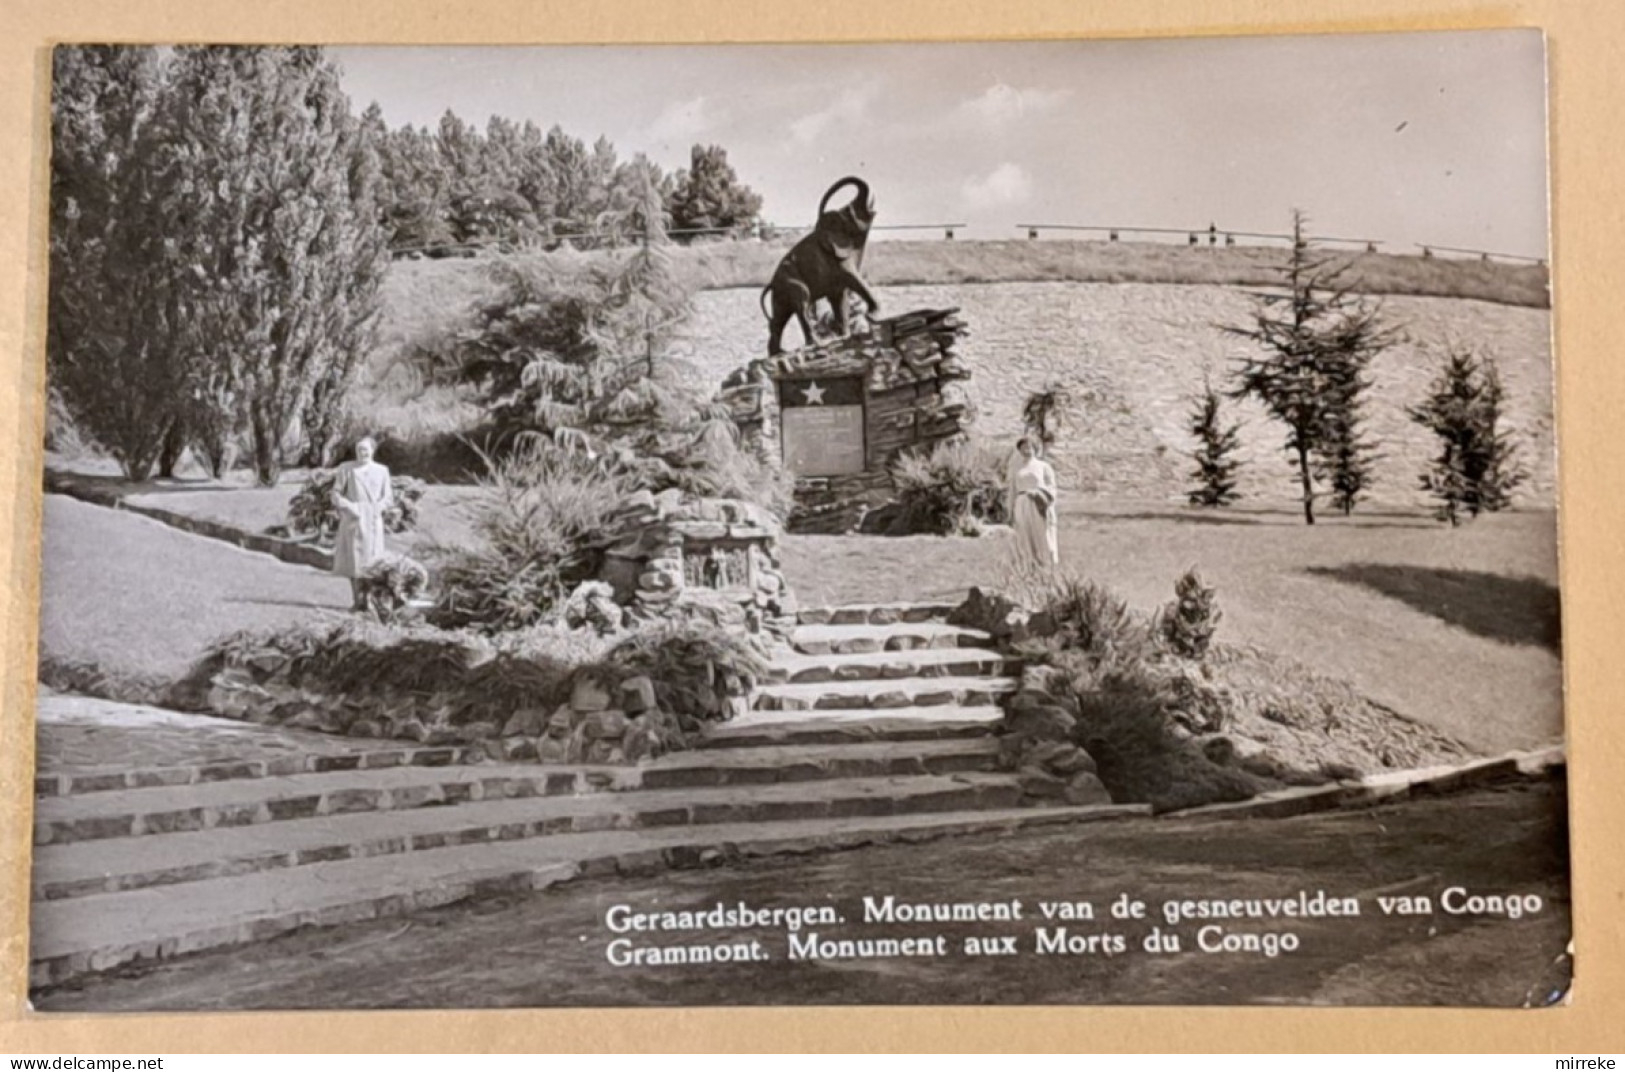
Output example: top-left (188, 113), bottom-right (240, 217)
top-left (1109, 230), bottom-right (1119, 242)
top-left (1189, 233), bottom-right (1199, 246)
top-left (945, 227), bottom-right (955, 240)
top-left (1028, 227), bottom-right (1038, 240)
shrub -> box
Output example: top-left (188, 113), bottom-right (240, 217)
top-left (1157, 568), bottom-right (1222, 659)
top-left (356, 554), bottom-right (430, 624)
top-left (999, 571), bottom-right (1263, 812)
top-left (891, 438), bottom-right (1009, 535)
top-left (285, 470), bottom-right (426, 543)
top-left (1018, 570), bottom-right (1152, 669)
top-left (427, 442), bottom-right (631, 633)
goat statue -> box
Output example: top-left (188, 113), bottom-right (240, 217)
top-left (760, 176), bottom-right (879, 356)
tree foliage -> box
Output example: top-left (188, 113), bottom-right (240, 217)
top-left (666, 144), bottom-right (763, 240)
top-left (1021, 382), bottom-right (1074, 454)
top-left (1224, 212), bottom-right (1393, 524)
top-left (1407, 345), bottom-right (1527, 525)
top-left (158, 47), bottom-right (390, 484)
top-left (1186, 379), bottom-right (1243, 507)
top-left (452, 156), bottom-right (788, 518)
top-left (48, 46), bottom-right (180, 481)
top-left (49, 46), bottom-right (389, 484)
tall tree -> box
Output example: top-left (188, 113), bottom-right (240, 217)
top-left (163, 46), bottom-right (389, 485)
top-left (1224, 211), bottom-right (1393, 524)
top-left (48, 46), bottom-right (185, 481)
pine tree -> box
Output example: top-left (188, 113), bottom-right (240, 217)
top-left (667, 144), bottom-right (763, 239)
top-left (1224, 211), bottom-right (1394, 524)
top-left (1187, 379), bottom-right (1243, 507)
top-left (1317, 346), bottom-right (1381, 516)
top-left (1408, 345), bottom-right (1527, 525)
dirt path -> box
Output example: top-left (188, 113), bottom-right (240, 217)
top-left (33, 781), bottom-right (1570, 1011)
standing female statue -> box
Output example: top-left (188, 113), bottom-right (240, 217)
top-left (331, 436), bottom-right (394, 610)
top-left (1007, 436), bottom-right (1059, 568)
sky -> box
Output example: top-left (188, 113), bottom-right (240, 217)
top-left (329, 30), bottom-right (1549, 257)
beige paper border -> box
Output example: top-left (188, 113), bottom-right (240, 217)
top-left (1, 0), bottom-right (1618, 1053)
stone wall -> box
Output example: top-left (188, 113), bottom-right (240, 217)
top-left (598, 488), bottom-right (796, 647)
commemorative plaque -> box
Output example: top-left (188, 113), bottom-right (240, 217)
top-left (779, 377), bottom-right (866, 476)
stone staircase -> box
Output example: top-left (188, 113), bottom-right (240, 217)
top-left (29, 602), bottom-right (1144, 987)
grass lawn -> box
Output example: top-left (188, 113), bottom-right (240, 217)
top-left (781, 500), bottom-right (1562, 755)
top-left (36, 474), bottom-right (1561, 757)
top-left (37, 496), bottom-right (353, 694)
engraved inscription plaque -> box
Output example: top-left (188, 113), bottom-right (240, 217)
top-left (779, 376), bottom-right (866, 477)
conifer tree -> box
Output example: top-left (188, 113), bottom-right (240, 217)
top-left (1408, 345), bottom-right (1527, 525)
top-left (667, 144), bottom-right (763, 239)
top-left (1224, 211), bottom-right (1393, 524)
top-left (1187, 379), bottom-right (1243, 507)
top-left (48, 46), bottom-right (184, 481)
top-left (162, 46), bottom-right (388, 484)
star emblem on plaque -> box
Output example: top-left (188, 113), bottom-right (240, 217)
top-left (801, 381), bottom-right (827, 405)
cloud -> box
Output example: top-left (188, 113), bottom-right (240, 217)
top-left (640, 96), bottom-right (716, 148)
top-left (789, 87), bottom-right (874, 145)
top-left (960, 162), bottom-right (1033, 208)
top-left (956, 82), bottom-right (1073, 125)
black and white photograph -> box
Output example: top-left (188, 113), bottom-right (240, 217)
top-left (26, 31), bottom-right (1566, 1011)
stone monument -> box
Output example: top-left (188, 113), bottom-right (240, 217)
top-left (720, 307), bottom-right (976, 533)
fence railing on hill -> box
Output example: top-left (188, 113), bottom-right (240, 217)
top-left (389, 222), bottom-right (1547, 267)
top-left (1016, 222), bottom-right (1547, 267)
top-left (389, 220), bottom-right (969, 259)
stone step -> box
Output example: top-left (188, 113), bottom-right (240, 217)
top-left (36, 743), bottom-right (479, 799)
top-left (32, 767), bottom-right (1020, 903)
top-left (30, 800), bottom-right (1150, 986)
top-left (33, 764), bottom-right (613, 847)
top-left (796, 603), bottom-right (960, 627)
top-left (754, 675), bottom-right (1020, 712)
top-left (694, 708), bottom-right (1004, 749)
top-left (33, 730), bottom-right (1018, 848)
top-left (636, 736), bottom-right (1002, 788)
top-left (766, 646), bottom-right (1018, 684)
top-left (790, 621), bottom-right (992, 655)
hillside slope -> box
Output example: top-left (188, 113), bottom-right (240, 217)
top-left (678, 282), bottom-right (1555, 509)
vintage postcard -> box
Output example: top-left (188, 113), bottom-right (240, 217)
top-left (25, 30), bottom-right (1565, 1011)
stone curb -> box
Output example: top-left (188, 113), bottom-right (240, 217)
top-left (45, 469), bottom-right (334, 572)
top-left (28, 801), bottom-right (1149, 989)
top-left (1167, 746), bottom-right (1563, 822)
